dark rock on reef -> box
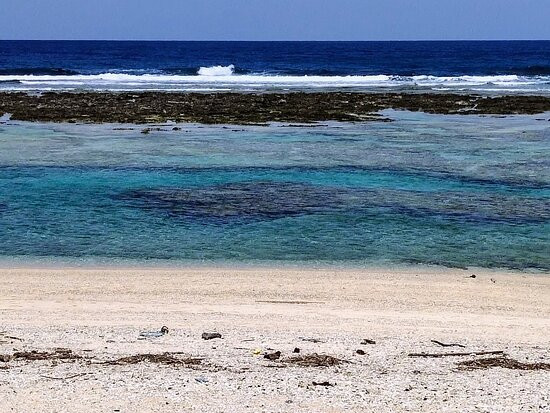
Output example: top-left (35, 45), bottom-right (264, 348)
top-left (1, 92), bottom-right (549, 125)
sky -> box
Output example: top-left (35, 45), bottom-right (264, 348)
top-left (1, 0), bottom-right (549, 41)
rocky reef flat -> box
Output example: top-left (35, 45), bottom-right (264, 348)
top-left (1, 92), bottom-right (550, 124)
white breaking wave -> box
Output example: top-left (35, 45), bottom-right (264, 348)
top-left (197, 65), bottom-right (235, 76)
top-left (0, 71), bottom-right (548, 93)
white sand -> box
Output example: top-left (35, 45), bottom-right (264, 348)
top-left (1, 266), bottom-right (549, 412)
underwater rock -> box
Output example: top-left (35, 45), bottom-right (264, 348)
top-left (117, 180), bottom-right (549, 225)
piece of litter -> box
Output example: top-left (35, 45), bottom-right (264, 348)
top-left (195, 377), bottom-right (209, 384)
top-left (139, 326), bottom-right (169, 339)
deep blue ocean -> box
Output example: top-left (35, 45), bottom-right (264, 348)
top-left (0, 41), bottom-right (549, 270)
top-left (1, 40), bottom-right (550, 93)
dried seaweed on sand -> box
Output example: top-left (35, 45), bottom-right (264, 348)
top-left (283, 353), bottom-right (346, 367)
top-left (457, 356), bottom-right (550, 371)
top-left (0, 348), bottom-right (81, 363)
top-left (103, 353), bottom-right (202, 367)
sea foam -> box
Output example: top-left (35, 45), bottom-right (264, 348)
top-left (0, 71), bottom-right (548, 93)
top-left (197, 65), bottom-right (235, 76)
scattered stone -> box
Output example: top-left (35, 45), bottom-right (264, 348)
top-left (264, 351), bottom-right (282, 361)
top-left (312, 381), bottom-right (335, 387)
top-left (202, 332), bottom-right (222, 340)
top-left (293, 348), bottom-right (301, 353)
top-left (356, 349), bottom-right (366, 355)
top-left (469, 274), bottom-right (477, 279)
top-left (360, 339), bottom-right (376, 345)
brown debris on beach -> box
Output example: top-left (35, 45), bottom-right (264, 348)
top-left (103, 353), bottom-right (203, 367)
top-left (456, 356), bottom-right (550, 371)
top-left (283, 353), bottom-right (346, 367)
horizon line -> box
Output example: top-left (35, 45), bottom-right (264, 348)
top-left (1, 38), bottom-right (549, 42)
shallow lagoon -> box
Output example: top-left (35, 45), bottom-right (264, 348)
top-left (0, 111), bottom-right (548, 270)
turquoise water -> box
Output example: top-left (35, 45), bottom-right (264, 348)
top-left (0, 111), bottom-right (548, 270)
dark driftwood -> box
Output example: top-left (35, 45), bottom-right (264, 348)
top-left (4, 336), bottom-right (23, 341)
top-left (299, 337), bottom-right (325, 343)
top-left (40, 373), bottom-right (88, 380)
top-left (409, 350), bottom-right (504, 358)
top-left (312, 381), bottom-right (335, 387)
top-left (256, 300), bottom-right (324, 304)
top-left (431, 340), bottom-right (466, 348)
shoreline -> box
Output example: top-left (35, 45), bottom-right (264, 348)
top-left (0, 257), bottom-right (548, 274)
top-left (2, 91), bottom-right (550, 124)
top-left (1, 266), bottom-right (549, 412)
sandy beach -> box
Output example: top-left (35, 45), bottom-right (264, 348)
top-left (0, 266), bottom-right (549, 412)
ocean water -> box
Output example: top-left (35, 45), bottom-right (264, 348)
top-left (1, 41), bottom-right (550, 93)
top-left (0, 111), bottom-right (548, 270)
